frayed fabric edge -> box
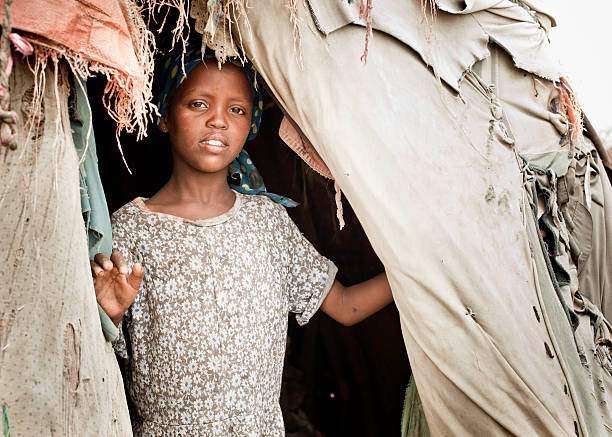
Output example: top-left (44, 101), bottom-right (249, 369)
top-left (150, 0), bottom-right (255, 67)
top-left (27, 38), bottom-right (156, 173)
top-left (556, 77), bottom-right (583, 143)
top-left (334, 181), bottom-right (345, 230)
top-left (21, 0), bottom-right (157, 163)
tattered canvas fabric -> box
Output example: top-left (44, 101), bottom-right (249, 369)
top-left (2, 0), bottom-right (155, 140)
top-left (69, 76), bottom-right (113, 261)
top-left (0, 58), bottom-right (132, 436)
top-left (230, 0), bottom-right (611, 435)
top-left (476, 45), bottom-right (612, 432)
top-left (560, 148), bottom-right (612, 321)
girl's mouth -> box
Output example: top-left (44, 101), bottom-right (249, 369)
top-left (199, 139), bottom-right (228, 153)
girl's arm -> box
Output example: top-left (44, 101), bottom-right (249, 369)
top-left (320, 272), bottom-right (393, 326)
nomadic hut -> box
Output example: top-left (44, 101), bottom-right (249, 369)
top-left (1, 1), bottom-right (611, 436)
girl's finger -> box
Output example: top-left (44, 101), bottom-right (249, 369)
top-left (110, 250), bottom-right (129, 275)
top-left (90, 260), bottom-right (104, 277)
top-left (127, 262), bottom-right (145, 290)
top-left (94, 252), bottom-right (113, 271)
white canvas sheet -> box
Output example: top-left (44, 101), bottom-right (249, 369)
top-left (235, 1), bottom-right (606, 435)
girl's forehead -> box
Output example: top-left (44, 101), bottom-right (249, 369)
top-left (178, 61), bottom-right (252, 99)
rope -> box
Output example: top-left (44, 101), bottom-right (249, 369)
top-left (0, 0), bottom-right (17, 150)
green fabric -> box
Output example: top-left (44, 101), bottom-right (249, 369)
top-left (69, 76), bottom-right (113, 260)
top-left (2, 405), bottom-right (10, 437)
top-left (521, 150), bottom-right (572, 178)
top-left (69, 76), bottom-right (116, 342)
top-left (523, 174), bottom-right (606, 435)
top-left (98, 304), bottom-right (119, 342)
top-left (401, 375), bottom-right (430, 437)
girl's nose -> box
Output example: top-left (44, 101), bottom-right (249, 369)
top-left (206, 106), bottom-right (228, 129)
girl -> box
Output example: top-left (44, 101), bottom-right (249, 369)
top-left (91, 48), bottom-right (393, 436)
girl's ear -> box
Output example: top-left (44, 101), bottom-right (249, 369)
top-left (158, 111), bottom-right (169, 133)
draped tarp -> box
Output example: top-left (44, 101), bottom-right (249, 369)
top-left (234, 1), bottom-right (611, 435)
top-left (0, 2), bottom-right (152, 435)
top-left (5, 0), bottom-right (140, 76)
top-left (0, 59), bottom-right (132, 436)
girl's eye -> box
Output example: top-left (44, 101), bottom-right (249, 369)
top-left (190, 101), bottom-right (207, 109)
top-left (230, 106), bottom-right (246, 115)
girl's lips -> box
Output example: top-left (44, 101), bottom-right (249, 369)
top-left (199, 139), bottom-right (228, 154)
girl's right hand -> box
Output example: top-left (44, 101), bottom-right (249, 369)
top-left (90, 251), bottom-right (144, 327)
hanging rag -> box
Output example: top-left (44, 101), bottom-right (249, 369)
top-left (69, 76), bottom-right (113, 260)
top-left (278, 115), bottom-right (344, 226)
top-left (69, 74), bottom-right (118, 342)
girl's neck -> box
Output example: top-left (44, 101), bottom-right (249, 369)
top-left (146, 164), bottom-right (236, 219)
top-left (163, 168), bottom-right (233, 204)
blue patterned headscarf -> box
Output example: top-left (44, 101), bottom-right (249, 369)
top-left (158, 47), bottom-right (296, 207)
top-left (228, 150), bottom-right (296, 206)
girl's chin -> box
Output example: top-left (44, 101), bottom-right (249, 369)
top-left (174, 154), bottom-right (239, 175)
top-left (192, 159), bottom-right (235, 174)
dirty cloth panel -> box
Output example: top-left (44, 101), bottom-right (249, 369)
top-left (235, 1), bottom-right (596, 435)
top-left (477, 45), bottom-right (612, 323)
top-left (0, 57), bottom-right (131, 436)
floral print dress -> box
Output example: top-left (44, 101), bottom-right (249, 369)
top-left (111, 192), bottom-right (337, 436)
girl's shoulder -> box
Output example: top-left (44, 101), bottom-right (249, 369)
top-left (238, 194), bottom-right (300, 242)
top-left (239, 192), bottom-right (289, 218)
top-left (110, 197), bottom-right (148, 228)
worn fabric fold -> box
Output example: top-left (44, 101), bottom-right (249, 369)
top-left (69, 76), bottom-right (113, 260)
top-left (231, 1), bottom-right (611, 434)
top-left (0, 56), bottom-right (131, 436)
top-left (307, 0), bottom-right (560, 91)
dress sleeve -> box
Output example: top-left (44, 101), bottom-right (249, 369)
top-left (109, 214), bottom-right (137, 360)
top-left (278, 206), bottom-right (338, 326)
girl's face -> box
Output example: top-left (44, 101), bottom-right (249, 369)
top-left (159, 60), bottom-right (253, 175)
